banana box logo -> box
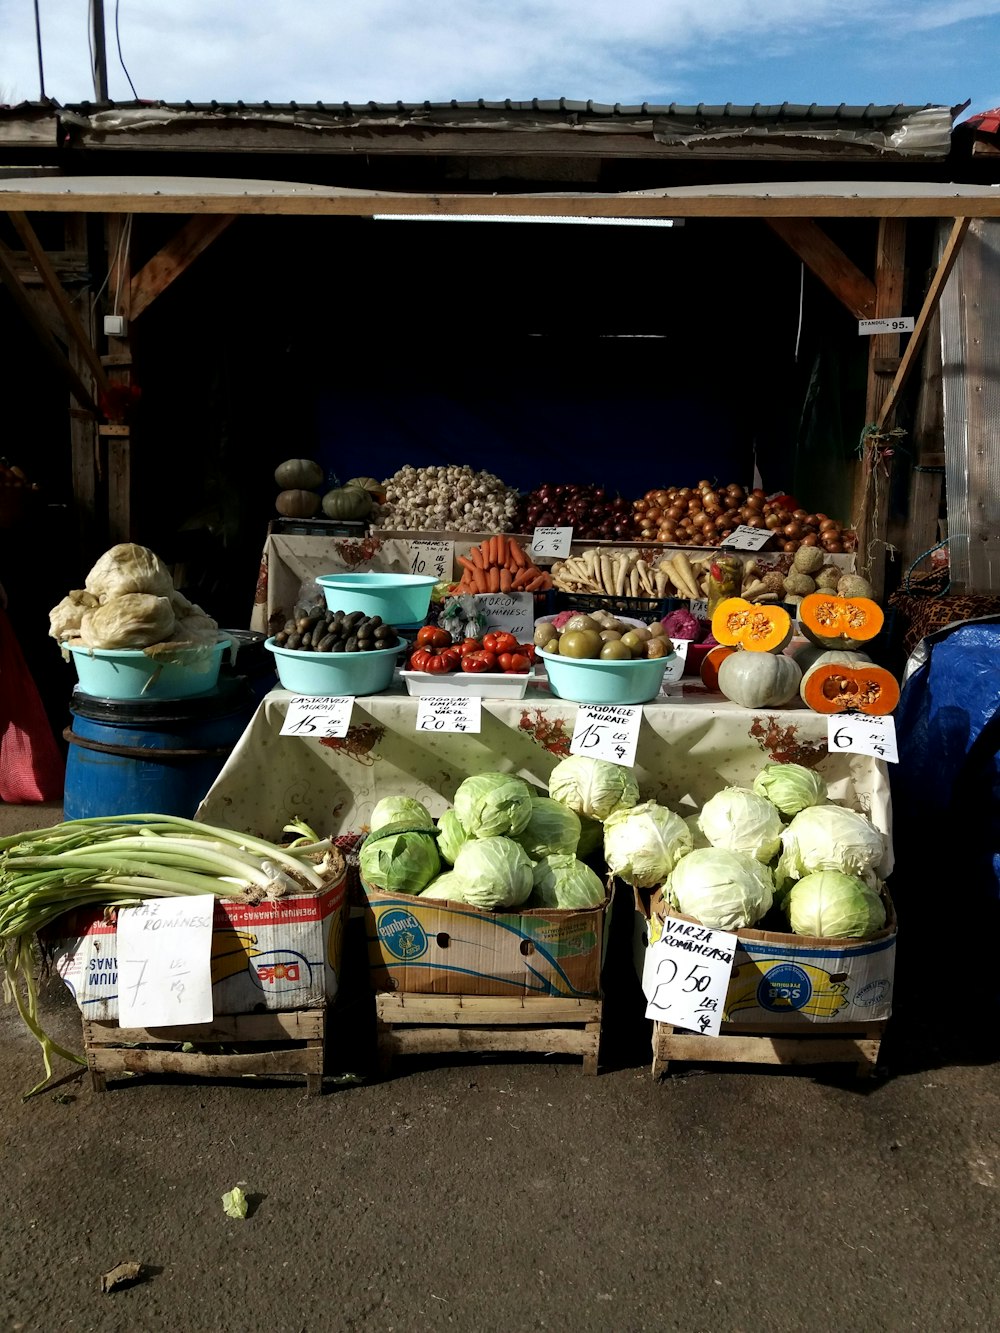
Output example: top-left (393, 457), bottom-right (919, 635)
top-left (211, 929), bottom-right (261, 985)
top-left (726, 957), bottom-right (850, 1020)
top-left (250, 950), bottom-right (313, 991)
top-left (376, 908), bottom-right (428, 962)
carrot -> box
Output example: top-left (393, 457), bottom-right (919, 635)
top-left (500, 568), bottom-right (512, 593)
top-left (524, 573), bottom-right (546, 592)
top-left (458, 555), bottom-right (476, 573)
top-left (489, 566), bottom-right (501, 592)
top-left (508, 539), bottom-right (528, 568)
top-left (491, 536), bottom-right (502, 567)
top-left (470, 545), bottom-right (484, 569)
top-left (511, 568), bottom-right (531, 589)
top-left (473, 565), bottom-right (488, 593)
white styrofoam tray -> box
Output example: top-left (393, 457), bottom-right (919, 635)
top-left (399, 668), bottom-right (537, 699)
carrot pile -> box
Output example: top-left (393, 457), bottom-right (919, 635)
top-left (455, 536), bottom-right (553, 594)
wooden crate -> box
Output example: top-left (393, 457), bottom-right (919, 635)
top-left (375, 993), bottom-right (602, 1075)
top-left (652, 1018), bottom-right (886, 1080)
top-left (84, 1009), bottom-right (326, 1093)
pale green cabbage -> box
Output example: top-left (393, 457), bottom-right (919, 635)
top-left (776, 804), bottom-right (884, 888)
top-left (435, 809), bottom-right (468, 865)
top-left (697, 786), bottom-right (783, 864)
top-left (752, 763), bottom-right (828, 818)
top-left (359, 825), bottom-right (440, 894)
top-left (668, 848), bottom-right (774, 931)
top-left (603, 801), bottom-right (693, 888)
top-left (452, 836), bottom-right (534, 909)
top-left (514, 797), bottom-right (581, 860)
top-left (454, 773), bottom-right (534, 840)
top-left (548, 755), bottom-right (639, 823)
top-left (420, 871), bottom-right (467, 902)
top-left (786, 871), bottom-right (887, 939)
top-left (370, 796), bottom-right (435, 831)
top-left (529, 854), bottom-right (606, 909)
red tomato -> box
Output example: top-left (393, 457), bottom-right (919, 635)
top-left (416, 625), bottom-right (452, 648)
top-left (438, 647), bottom-right (462, 671)
top-left (409, 648), bottom-right (434, 672)
top-left (507, 653), bottom-right (531, 673)
top-left (462, 650), bottom-right (497, 674)
top-left (424, 654), bottom-right (451, 673)
top-left (483, 631), bottom-right (517, 655)
top-left (497, 652), bottom-right (513, 672)
top-left (516, 643), bottom-right (537, 663)
top-left (458, 638), bottom-right (482, 657)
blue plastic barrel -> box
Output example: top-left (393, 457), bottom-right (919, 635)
top-left (63, 677), bottom-right (256, 820)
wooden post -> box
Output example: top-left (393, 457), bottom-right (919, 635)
top-left (64, 214), bottom-right (101, 560)
top-left (104, 214), bottom-right (134, 543)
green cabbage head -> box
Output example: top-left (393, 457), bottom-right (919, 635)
top-left (370, 796), bottom-right (435, 831)
top-left (603, 801), bottom-right (693, 888)
top-left (530, 854), bottom-right (606, 909)
top-left (514, 796), bottom-right (581, 860)
top-left (436, 808), bottom-right (469, 865)
top-left (452, 836), bottom-right (534, 909)
top-left (697, 786), bottom-right (783, 863)
top-left (548, 754), bottom-right (639, 822)
top-left (359, 822), bottom-right (440, 894)
top-left (752, 763), bottom-right (828, 818)
top-left (667, 848), bottom-right (774, 931)
top-left (454, 772), bottom-right (534, 839)
top-left (420, 871), bottom-right (467, 902)
top-left (776, 804), bottom-right (884, 888)
top-left (786, 871), bottom-right (887, 939)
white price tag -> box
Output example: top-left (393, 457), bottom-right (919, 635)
top-left (858, 316), bottom-right (914, 335)
top-left (117, 895), bottom-right (215, 1028)
top-left (407, 540), bottom-right (454, 580)
top-left (720, 525), bottom-right (773, 552)
top-left (658, 638), bottom-right (689, 688)
top-left (416, 694), bottom-right (482, 734)
top-left (689, 598), bottom-right (708, 620)
top-left (642, 915), bottom-right (738, 1037)
top-left (529, 526), bottom-right (574, 559)
top-left (474, 592), bottom-right (534, 639)
top-left (827, 713), bottom-right (898, 764)
top-left (281, 695), bottom-right (355, 738)
top-left (570, 703), bottom-right (642, 768)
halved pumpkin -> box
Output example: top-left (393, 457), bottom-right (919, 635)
top-left (699, 644), bottom-right (736, 691)
top-left (800, 652), bottom-right (900, 715)
top-left (711, 598), bottom-right (793, 654)
top-left (799, 593), bottom-right (884, 650)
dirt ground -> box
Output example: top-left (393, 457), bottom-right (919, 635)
top-left (3, 804), bottom-right (1000, 1332)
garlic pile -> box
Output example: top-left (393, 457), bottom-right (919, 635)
top-left (377, 464), bottom-right (519, 534)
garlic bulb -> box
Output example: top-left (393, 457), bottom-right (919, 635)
top-left (377, 464), bottom-right (519, 533)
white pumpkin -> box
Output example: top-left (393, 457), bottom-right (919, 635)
top-left (717, 650), bottom-right (802, 709)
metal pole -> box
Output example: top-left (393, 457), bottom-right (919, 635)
top-left (32, 0), bottom-right (46, 99)
top-left (91, 0), bottom-right (109, 102)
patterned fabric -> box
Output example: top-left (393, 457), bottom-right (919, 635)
top-left (890, 570), bottom-right (1000, 655)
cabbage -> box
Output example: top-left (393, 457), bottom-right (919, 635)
top-left (548, 755), bottom-right (640, 822)
top-left (668, 848), bottom-right (774, 931)
top-left (454, 773), bottom-right (534, 840)
top-left (603, 801), bottom-right (693, 888)
top-left (576, 815), bottom-right (604, 860)
top-left (435, 809), bottom-right (468, 865)
top-left (697, 786), bottom-right (783, 864)
top-left (85, 542), bottom-right (174, 602)
top-left (530, 854), bottom-right (606, 909)
top-left (776, 804), bottom-right (884, 888)
top-left (752, 763), bottom-right (828, 818)
top-left (78, 593), bottom-right (177, 649)
top-left (359, 822), bottom-right (440, 894)
top-left (370, 797), bottom-right (435, 831)
top-left (420, 871), bottom-right (467, 902)
top-left (514, 797), bottom-right (581, 860)
top-left (452, 836), bottom-right (534, 909)
top-left (786, 871), bottom-right (887, 939)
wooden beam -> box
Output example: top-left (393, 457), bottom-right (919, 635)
top-left (64, 214), bottom-right (101, 559)
top-left (766, 218), bottom-right (877, 319)
top-left (129, 214), bottom-right (235, 319)
top-left (876, 217), bottom-right (971, 431)
top-left (105, 214), bottom-right (133, 543)
top-left (0, 237), bottom-right (99, 415)
top-left (6, 210), bottom-right (112, 396)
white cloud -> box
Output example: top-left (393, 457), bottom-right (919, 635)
top-left (0, 0), bottom-right (994, 107)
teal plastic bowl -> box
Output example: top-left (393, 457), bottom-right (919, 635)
top-left (62, 638), bottom-right (230, 700)
top-left (316, 573), bottom-right (437, 624)
top-left (537, 646), bottom-right (673, 705)
top-left (265, 637), bottom-right (406, 696)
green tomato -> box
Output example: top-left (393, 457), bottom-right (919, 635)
top-left (559, 629), bottom-right (603, 659)
top-left (600, 640), bottom-right (633, 661)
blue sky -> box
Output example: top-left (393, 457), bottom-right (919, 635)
top-left (1, 1), bottom-right (998, 117)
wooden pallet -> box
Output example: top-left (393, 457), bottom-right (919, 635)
top-left (375, 993), bottom-right (602, 1075)
top-left (652, 1019), bottom-right (886, 1080)
top-left (84, 1009), bottom-right (326, 1093)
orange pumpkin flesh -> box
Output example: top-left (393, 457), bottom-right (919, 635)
top-left (700, 644), bottom-right (735, 691)
top-left (799, 593), bottom-right (884, 649)
top-left (801, 661), bottom-right (900, 715)
top-left (710, 598), bottom-right (792, 653)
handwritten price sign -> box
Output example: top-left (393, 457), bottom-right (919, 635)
top-left (827, 713), bottom-right (898, 763)
top-left (641, 915), bottom-right (738, 1037)
top-left (719, 525), bottom-right (772, 552)
top-left (117, 895), bottom-right (215, 1027)
top-left (280, 695), bottom-right (355, 739)
top-left (529, 526), bottom-right (574, 559)
top-left (416, 694), bottom-right (482, 734)
top-left (658, 638), bottom-right (689, 689)
top-left (407, 540), bottom-right (454, 579)
top-left (570, 703), bottom-right (642, 768)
